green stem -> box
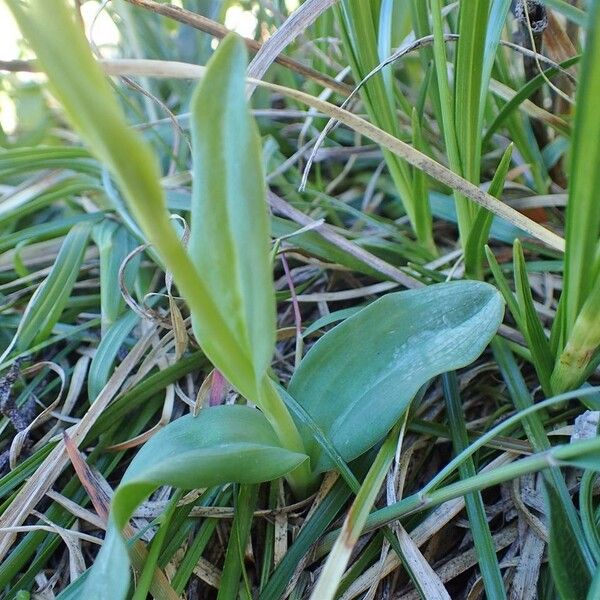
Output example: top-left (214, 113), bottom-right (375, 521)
top-left (363, 434), bottom-right (600, 534)
top-left (259, 377), bottom-right (314, 497)
top-left (552, 272), bottom-right (600, 393)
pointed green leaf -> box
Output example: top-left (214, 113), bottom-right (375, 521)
top-left (15, 222), bottom-right (92, 351)
top-left (6, 0), bottom-right (256, 403)
top-left (79, 405), bottom-right (308, 600)
top-left (189, 35), bottom-right (275, 385)
top-left (92, 221), bottom-right (138, 330)
top-left (288, 281), bottom-right (504, 471)
top-left (513, 239), bottom-right (554, 394)
top-left (557, 1), bottom-right (600, 341)
top-left (465, 143), bottom-right (512, 277)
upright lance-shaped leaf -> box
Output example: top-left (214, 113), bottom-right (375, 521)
top-left (6, 0), bottom-right (256, 398)
top-left (288, 281), bottom-right (504, 471)
top-left (77, 406), bottom-right (308, 600)
top-left (189, 35), bottom-right (276, 387)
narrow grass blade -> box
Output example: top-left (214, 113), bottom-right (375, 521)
top-left (513, 239), bottom-right (554, 394)
top-left (545, 482), bottom-right (592, 600)
top-left (555, 2), bottom-right (600, 345)
top-left (92, 221), bottom-right (137, 331)
top-left (11, 222), bottom-right (92, 353)
top-left (217, 485), bottom-right (259, 600)
top-left (334, 0), bottom-right (435, 252)
top-left (465, 143), bottom-right (512, 278)
top-left (454, 0), bottom-right (490, 187)
top-left (309, 423), bottom-right (402, 600)
top-left (442, 372), bottom-right (506, 599)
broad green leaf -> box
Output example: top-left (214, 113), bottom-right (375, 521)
top-left (80, 406), bottom-right (308, 600)
top-left (288, 281), bottom-right (504, 471)
top-left (189, 34), bottom-right (275, 385)
top-left (14, 222), bottom-right (92, 351)
top-left (545, 482), bottom-right (592, 600)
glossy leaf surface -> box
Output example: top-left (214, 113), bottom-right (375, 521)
top-left (288, 281), bottom-right (504, 471)
top-left (80, 406), bottom-right (308, 600)
top-left (189, 34), bottom-right (275, 388)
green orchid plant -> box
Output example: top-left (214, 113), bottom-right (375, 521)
top-left (7, 2), bottom-right (505, 598)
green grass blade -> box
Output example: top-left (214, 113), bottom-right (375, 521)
top-left (545, 482), bottom-right (592, 600)
top-left (454, 0), bottom-right (490, 187)
top-left (334, 0), bottom-right (435, 252)
top-left (309, 422), bottom-right (402, 600)
top-left (513, 239), bottom-right (554, 394)
top-left (556, 2), bottom-right (600, 345)
top-left (11, 222), bottom-right (92, 353)
top-left (217, 485), bottom-right (259, 600)
top-left (492, 338), bottom-right (595, 574)
top-left (92, 221), bottom-right (138, 331)
top-left (465, 143), bottom-right (512, 278)
top-left (442, 372), bottom-right (506, 599)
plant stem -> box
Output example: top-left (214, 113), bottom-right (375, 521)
top-left (260, 377), bottom-right (314, 497)
top-left (362, 434), bottom-right (600, 534)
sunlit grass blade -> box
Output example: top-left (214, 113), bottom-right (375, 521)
top-left (7, 222), bottom-right (92, 356)
top-left (334, 0), bottom-right (435, 253)
top-left (5, 0), bottom-right (253, 394)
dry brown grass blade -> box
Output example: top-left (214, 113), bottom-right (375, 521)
top-left (339, 453), bottom-right (515, 599)
top-left (247, 0), bottom-right (339, 92)
top-left (268, 191), bottom-right (422, 288)
top-left (64, 432), bottom-right (178, 598)
top-left (0, 327), bottom-right (156, 561)
top-left (94, 58), bottom-right (566, 252)
top-left (391, 524), bottom-right (452, 600)
top-left (121, 0), bottom-right (351, 95)
top-left (397, 526), bottom-right (518, 600)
